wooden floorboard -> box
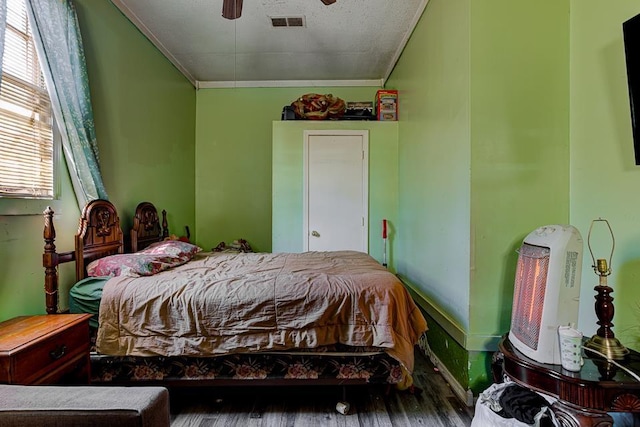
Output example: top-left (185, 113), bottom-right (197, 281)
top-left (170, 349), bottom-right (475, 427)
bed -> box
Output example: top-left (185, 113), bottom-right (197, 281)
top-left (44, 199), bottom-right (428, 394)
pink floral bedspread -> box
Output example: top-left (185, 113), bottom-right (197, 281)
top-left (96, 251), bottom-right (427, 372)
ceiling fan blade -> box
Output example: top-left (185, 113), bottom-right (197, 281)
top-left (222, 0), bottom-right (243, 20)
top-left (320, 0), bottom-right (337, 5)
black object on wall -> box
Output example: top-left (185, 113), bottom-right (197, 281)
top-left (623, 12), bottom-right (640, 165)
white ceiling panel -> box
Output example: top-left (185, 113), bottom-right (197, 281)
top-left (110, 0), bottom-right (428, 87)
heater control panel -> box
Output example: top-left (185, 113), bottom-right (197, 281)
top-left (534, 225), bottom-right (558, 237)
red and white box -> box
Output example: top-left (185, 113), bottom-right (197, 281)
top-left (375, 89), bottom-right (398, 121)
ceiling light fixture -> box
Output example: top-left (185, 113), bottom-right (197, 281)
top-left (222, 0), bottom-right (243, 20)
top-left (223, 0), bottom-right (334, 20)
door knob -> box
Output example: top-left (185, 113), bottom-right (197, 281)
top-left (311, 230), bottom-right (320, 237)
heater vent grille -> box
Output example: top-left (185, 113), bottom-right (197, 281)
top-left (510, 243), bottom-right (550, 350)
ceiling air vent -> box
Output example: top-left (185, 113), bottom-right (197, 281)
top-left (270, 16), bottom-right (305, 28)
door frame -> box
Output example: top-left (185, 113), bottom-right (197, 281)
top-left (303, 129), bottom-right (369, 252)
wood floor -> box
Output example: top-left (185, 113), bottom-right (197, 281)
top-left (169, 349), bottom-right (475, 427)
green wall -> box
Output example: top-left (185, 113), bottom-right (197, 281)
top-left (0, 0), bottom-right (195, 321)
top-left (570, 0), bottom-right (640, 350)
top-left (194, 87), bottom-right (379, 252)
top-left (76, 0), bottom-right (196, 236)
top-left (272, 121), bottom-right (398, 268)
top-left (390, 0), bottom-right (472, 334)
top-left (386, 0), bottom-right (570, 393)
top-left (468, 1), bottom-right (571, 346)
top-left (387, 0), bottom-right (640, 394)
top-left (0, 172), bottom-right (79, 320)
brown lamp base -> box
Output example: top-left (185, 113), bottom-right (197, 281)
top-left (584, 335), bottom-right (629, 360)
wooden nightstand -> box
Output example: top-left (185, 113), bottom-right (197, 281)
top-left (497, 335), bottom-right (640, 426)
top-left (0, 314), bottom-right (92, 385)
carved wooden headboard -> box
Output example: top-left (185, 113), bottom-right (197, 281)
top-left (130, 202), bottom-right (168, 252)
top-left (75, 199), bottom-right (124, 278)
top-left (43, 200), bottom-right (170, 314)
top-left (43, 199), bottom-right (124, 314)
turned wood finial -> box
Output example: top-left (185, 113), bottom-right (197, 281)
top-left (43, 206), bottom-right (59, 314)
top-left (162, 209), bottom-right (169, 239)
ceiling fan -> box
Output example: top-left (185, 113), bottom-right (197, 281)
top-left (222, 0), bottom-right (337, 20)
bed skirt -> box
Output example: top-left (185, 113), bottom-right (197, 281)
top-left (90, 349), bottom-right (405, 387)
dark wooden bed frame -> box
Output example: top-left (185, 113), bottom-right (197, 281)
top-left (42, 199), bottom-right (409, 402)
top-left (43, 199), bottom-right (168, 314)
top-left (129, 201), bottom-right (169, 252)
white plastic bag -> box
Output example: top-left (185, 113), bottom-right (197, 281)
top-left (471, 382), bottom-right (558, 427)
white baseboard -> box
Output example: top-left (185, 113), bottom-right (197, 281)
top-left (418, 335), bottom-right (475, 407)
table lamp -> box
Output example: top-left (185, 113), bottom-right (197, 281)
top-left (583, 218), bottom-right (629, 360)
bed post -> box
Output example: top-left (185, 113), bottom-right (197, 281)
top-left (162, 209), bottom-right (169, 239)
top-left (43, 206), bottom-right (59, 314)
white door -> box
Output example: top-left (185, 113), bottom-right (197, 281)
top-left (304, 130), bottom-right (368, 252)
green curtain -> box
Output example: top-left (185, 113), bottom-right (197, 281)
top-left (26, 0), bottom-right (107, 207)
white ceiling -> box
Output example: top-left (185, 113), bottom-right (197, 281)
top-left (110, 0), bottom-right (428, 88)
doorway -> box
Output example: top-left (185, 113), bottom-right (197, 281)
top-left (303, 130), bottom-right (368, 252)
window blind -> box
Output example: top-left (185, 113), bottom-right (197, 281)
top-left (0, 0), bottom-right (53, 198)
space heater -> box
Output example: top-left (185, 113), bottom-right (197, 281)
top-left (508, 225), bottom-right (583, 365)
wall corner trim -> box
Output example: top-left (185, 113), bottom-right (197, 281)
top-left (418, 335), bottom-right (475, 406)
top-left (399, 275), bottom-right (502, 352)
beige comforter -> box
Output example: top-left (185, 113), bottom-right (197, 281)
top-left (96, 250), bottom-right (427, 372)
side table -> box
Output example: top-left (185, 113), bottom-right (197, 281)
top-left (0, 314), bottom-right (92, 385)
top-left (496, 335), bottom-right (640, 427)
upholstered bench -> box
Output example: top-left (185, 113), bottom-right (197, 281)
top-left (0, 384), bottom-right (170, 427)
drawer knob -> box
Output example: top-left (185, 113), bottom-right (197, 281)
top-left (49, 344), bottom-right (67, 360)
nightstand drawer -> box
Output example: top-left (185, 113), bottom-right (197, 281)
top-left (0, 314), bottom-right (91, 385)
top-left (12, 322), bottom-right (87, 384)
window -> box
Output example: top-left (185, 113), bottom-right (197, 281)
top-left (0, 0), bottom-right (56, 200)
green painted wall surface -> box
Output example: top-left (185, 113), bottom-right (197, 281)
top-left (570, 0), bottom-right (640, 350)
top-left (468, 351), bottom-right (493, 394)
top-left (0, 172), bottom-right (78, 320)
top-left (76, 0), bottom-right (196, 237)
top-left (422, 312), bottom-right (469, 391)
top-left (386, 0), bottom-right (570, 389)
top-left (195, 88), bottom-right (378, 253)
top-left (390, 0), bottom-right (570, 344)
top-left (468, 1), bottom-right (570, 345)
top-left (0, 0), bottom-right (195, 321)
top-left (387, 0), bottom-right (472, 333)
top-left (272, 121), bottom-right (398, 268)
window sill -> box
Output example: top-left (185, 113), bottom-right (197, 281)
top-left (0, 198), bottom-right (62, 216)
